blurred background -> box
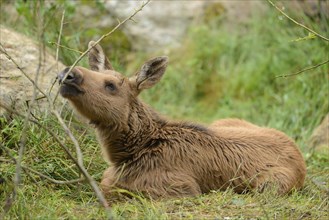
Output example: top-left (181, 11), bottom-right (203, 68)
top-left (0, 0), bottom-right (328, 153)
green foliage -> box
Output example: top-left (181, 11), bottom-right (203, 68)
top-left (0, 0), bottom-right (131, 67)
top-left (6, 0), bottom-right (80, 64)
top-left (139, 9), bottom-right (328, 149)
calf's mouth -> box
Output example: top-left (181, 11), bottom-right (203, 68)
top-left (59, 82), bottom-right (85, 98)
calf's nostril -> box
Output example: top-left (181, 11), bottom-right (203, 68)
top-left (66, 72), bottom-right (75, 80)
top-left (58, 67), bottom-right (82, 85)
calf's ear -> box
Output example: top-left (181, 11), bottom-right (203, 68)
top-left (130, 56), bottom-right (168, 92)
top-left (88, 41), bottom-right (113, 71)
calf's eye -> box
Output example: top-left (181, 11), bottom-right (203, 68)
top-left (105, 82), bottom-right (116, 92)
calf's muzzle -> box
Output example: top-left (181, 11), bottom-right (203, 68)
top-left (58, 67), bottom-right (85, 97)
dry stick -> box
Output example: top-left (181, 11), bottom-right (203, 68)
top-left (50, 41), bottom-right (83, 54)
top-left (0, 44), bottom-right (47, 98)
top-left (0, 103), bottom-right (80, 170)
top-left (0, 158), bottom-right (12, 163)
top-left (1, 1), bottom-right (150, 217)
top-left (0, 147), bottom-right (85, 185)
top-left (7, 5), bottom-right (45, 215)
top-left (14, 22), bottom-right (43, 187)
top-left (55, 10), bottom-right (66, 62)
top-left (52, 111), bottom-right (85, 169)
top-left (267, 0), bottom-right (329, 79)
top-left (52, 111), bottom-right (110, 207)
top-left (267, 0), bottom-right (329, 42)
top-left (52, 0), bottom-right (151, 103)
top-left (1, 6), bottom-right (45, 215)
top-left (0, 102), bottom-right (113, 216)
top-left (311, 179), bottom-right (329, 194)
top-left (0, 46), bottom-right (111, 215)
top-left (275, 59), bottom-right (329, 78)
top-left (1, 7), bottom-right (109, 211)
top-left (23, 166), bottom-right (85, 185)
top-left (49, 1), bottom-right (150, 213)
top-left (48, 10), bottom-right (66, 99)
top-left (51, 12), bottom-right (109, 204)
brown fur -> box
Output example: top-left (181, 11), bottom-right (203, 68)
top-left (58, 42), bottom-right (306, 199)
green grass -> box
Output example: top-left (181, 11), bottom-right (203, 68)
top-left (1, 1), bottom-right (329, 219)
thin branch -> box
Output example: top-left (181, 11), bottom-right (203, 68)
top-left (0, 103), bottom-right (112, 218)
top-left (267, 0), bottom-right (329, 42)
top-left (7, 5), bottom-right (45, 216)
top-left (0, 8), bottom-right (48, 215)
top-left (0, 103), bottom-right (80, 170)
top-left (1, 141), bottom-right (24, 214)
top-left (52, 0), bottom-right (151, 103)
top-left (14, 1), bottom-right (45, 188)
top-left (52, 110), bottom-right (110, 209)
top-left (0, 43), bottom-right (47, 98)
top-left (0, 75), bottom-right (21, 79)
top-left (56, 10), bottom-right (66, 62)
top-left (311, 178), bottom-right (329, 194)
top-left (0, 146), bottom-right (85, 185)
top-left (23, 166), bottom-right (85, 185)
top-left (52, 111), bottom-right (85, 166)
top-left (1, 2), bottom-right (151, 218)
top-left (50, 41), bottom-right (83, 54)
top-left (0, 158), bottom-right (12, 163)
top-left (0, 161), bottom-right (40, 188)
top-left (48, 10), bottom-right (66, 96)
top-left (275, 59), bottom-right (329, 78)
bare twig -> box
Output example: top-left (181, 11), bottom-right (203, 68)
top-left (48, 10), bottom-right (67, 97)
top-left (47, 3), bottom-right (151, 211)
top-left (1, 2), bottom-right (151, 218)
top-left (55, 10), bottom-right (66, 62)
top-left (0, 158), bottom-right (12, 163)
top-left (0, 14), bottom-right (98, 207)
top-left (0, 75), bottom-right (21, 79)
top-left (14, 0), bottom-right (45, 188)
top-left (275, 59), bottom-right (329, 78)
top-left (23, 166), bottom-right (85, 185)
top-left (0, 102), bottom-right (112, 217)
top-left (267, 0), bottom-right (329, 42)
top-left (0, 103), bottom-right (80, 169)
top-left (311, 178), bottom-right (329, 194)
top-left (0, 119), bottom-right (27, 214)
top-left (50, 41), bottom-right (83, 54)
top-left (0, 146), bottom-right (85, 185)
top-left (52, 110), bottom-right (110, 209)
top-left (52, 111), bottom-right (85, 167)
top-left (0, 44), bottom-right (47, 98)
top-left (52, 0), bottom-right (151, 103)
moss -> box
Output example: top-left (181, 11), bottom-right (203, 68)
top-left (203, 2), bottom-right (226, 24)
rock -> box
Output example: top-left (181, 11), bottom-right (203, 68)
top-left (309, 114), bottom-right (329, 153)
top-left (101, 1), bottom-right (269, 52)
top-left (284, 0), bottom-right (329, 19)
top-left (0, 25), bottom-right (65, 116)
top-left (103, 1), bottom-right (206, 52)
top-left (213, 1), bottom-right (267, 26)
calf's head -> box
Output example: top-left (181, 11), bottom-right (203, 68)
top-left (58, 41), bottom-right (168, 126)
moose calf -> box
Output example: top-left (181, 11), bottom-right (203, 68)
top-left (58, 41), bottom-right (306, 199)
